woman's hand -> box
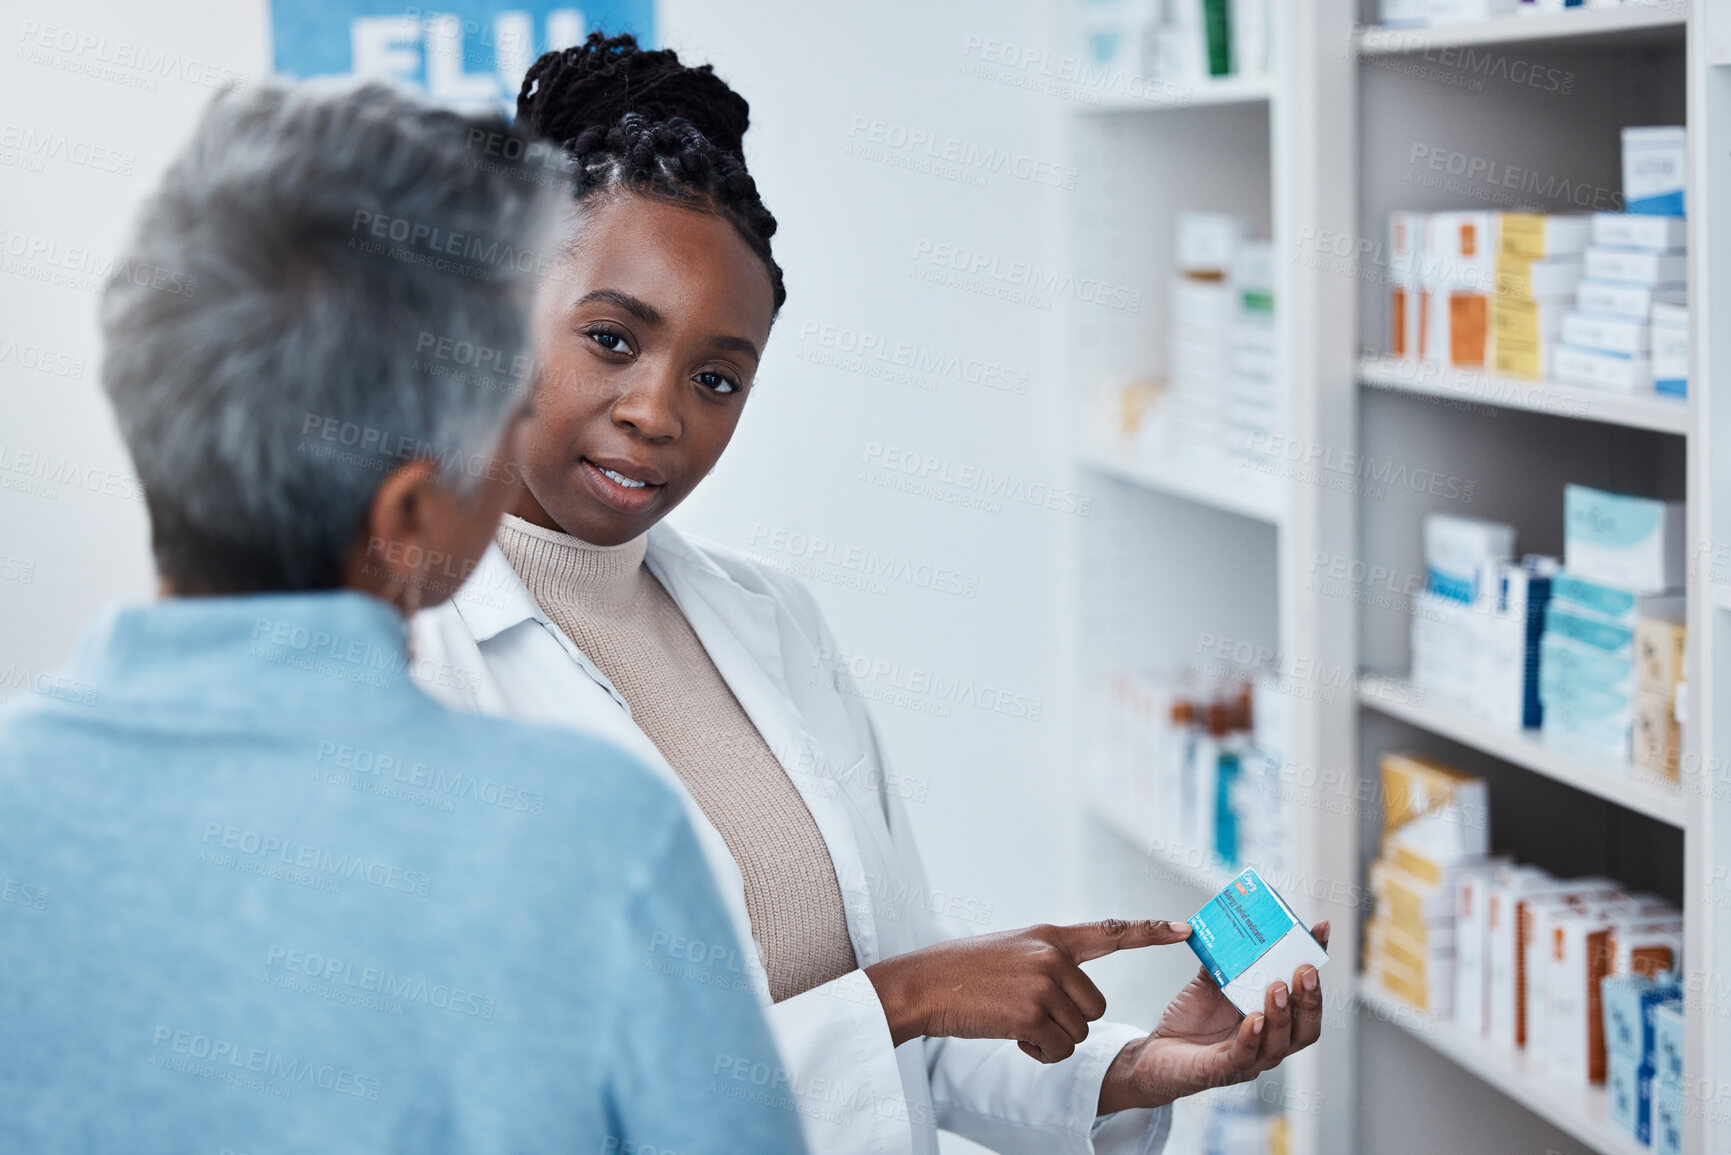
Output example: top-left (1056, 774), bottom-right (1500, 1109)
top-left (864, 919), bottom-right (1193, 1062)
top-left (1096, 921), bottom-right (1330, 1114)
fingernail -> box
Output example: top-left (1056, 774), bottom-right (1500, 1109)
top-left (1274, 985), bottom-right (1288, 1009)
top-left (1303, 969), bottom-right (1319, 993)
top-left (1252, 1014), bottom-right (1265, 1035)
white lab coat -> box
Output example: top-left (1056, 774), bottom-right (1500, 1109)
top-left (410, 522), bottom-right (1170, 1155)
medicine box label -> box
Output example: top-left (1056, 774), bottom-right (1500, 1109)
top-left (1188, 868), bottom-right (1328, 1015)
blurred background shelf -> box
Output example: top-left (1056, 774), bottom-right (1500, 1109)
top-left (1355, 6), bottom-right (1686, 55)
top-left (1086, 798), bottom-right (1238, 893)
top-left (1358, 356), bottom-right (1691, 435)
top-left (1077, 428), bottom-right (1287, 526)
top-left (1086, 73), bottom-right (1274, 113)
top-left (1358, 674), bottom-right (1686, 827)
top-left (1355, 980), bottom-right (1649, 1155)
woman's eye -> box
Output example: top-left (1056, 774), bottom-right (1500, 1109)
top-left (586, 328), bottom-right (630, 354)
top-left (696, 370), bottom-right (740, 395)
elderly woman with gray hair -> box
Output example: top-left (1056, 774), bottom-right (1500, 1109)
top-left (0, 82), bottom-right (805, 1155)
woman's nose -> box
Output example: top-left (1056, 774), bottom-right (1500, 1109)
top-left (610, 369), bottom-right (683, 441)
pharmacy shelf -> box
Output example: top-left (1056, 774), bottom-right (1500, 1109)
top-left (1358, 356), bottom-right (1691, 436)
top-left (1086, 797), bottom-right (1239, 894)
top-left (1355, 6), bottom-right (1685, 56)
top-left (1087, 73), bottom-right (1273, 114)
top-left (1357, 674), bottom-right (1687, 828)
top-left (1077, 427), bottom-right (1287, 526)
top-left (1355, 979), bottom-right (1648, 1155)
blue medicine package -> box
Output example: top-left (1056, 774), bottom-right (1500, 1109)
top-left (1187, 868), bottom-right (1328, 1016)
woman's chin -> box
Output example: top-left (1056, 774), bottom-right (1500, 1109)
top-left (551, 500), bottom-right (662, 547)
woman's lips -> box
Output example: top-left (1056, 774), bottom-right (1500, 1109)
top-left (577, 457), bottom-right (664, 515)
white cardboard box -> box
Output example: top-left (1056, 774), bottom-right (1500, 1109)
top-left (1453, 859), bottom-right (1512, 1034)
top-left (1591, 213), bottom-right (1687, 251)
top-left (1553, 345), bottom-right (1654, 394)
top-left (1560, 310), bottom-right (1651, 356)
top-left (1485, 866), bottom-right (1553, 1048)
top-left (1576, 279), bottom-right (1686, 321)
top-left (1389, 211), bottom-right (1425, 360)
top-left (1542, 905), bottom-right (1618, 1083)
top-left (1583, 247), bottom-right (1688, 286)
top-left (1421, 213), bottom-right (1497, 367)
top-left (1428, 0), bottom-right (1518, 22)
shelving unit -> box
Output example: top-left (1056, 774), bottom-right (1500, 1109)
top-left (1347, 3), bottom-right (1706, 1152)
top-left (1358, 355), bottom-right (1692, 434)
top-left (1069, 8), bottom-right (1355, 1155)
top-left (1069, 1), bottom-right (1723, 1152)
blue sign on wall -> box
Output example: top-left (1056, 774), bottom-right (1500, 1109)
top-left (271, 1), bottom-right (654, 113)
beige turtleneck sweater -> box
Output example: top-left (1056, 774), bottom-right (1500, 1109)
top-left (496, 514), bottom-right (858, 1003)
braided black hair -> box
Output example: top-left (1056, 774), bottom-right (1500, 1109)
top-left (517, 32), bottom-right (785, 312)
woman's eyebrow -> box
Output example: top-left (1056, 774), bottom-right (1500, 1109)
top-left (576, 288), bottom-right (664, 326)
top-left (708, 334), bottom-right (762, 364)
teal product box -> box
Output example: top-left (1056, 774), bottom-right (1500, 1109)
top-left (1603, 974), bottom-right (1680, 1065)
top-left (1653, 1001), bottom-right (1684, 1088)
top-left (1545, 602), bottom-right (1636, 658)
top-left (1540, 631), bottom-right (1635, 693)
top-left (1540, 710), bottom-right (1631, 757)
top-left (1653, 1080), bottom-right (1684, 1155)
top-left (1186, 868), bottom-right (1328, 1016)
top-left (1608, 1052), bottom-right (1654, 1144)
top-left (1552, 572), bottom-right (1675, 624)
top-left (1563, 485), bottom-right (1686, 594)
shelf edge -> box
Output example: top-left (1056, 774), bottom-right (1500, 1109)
top-left (1356, 675), bottom-right (1688, 828)
top-left (1358, 357), bottom-right (1690, 436)
top-left (1355, 7), bottom-right (1686, 56)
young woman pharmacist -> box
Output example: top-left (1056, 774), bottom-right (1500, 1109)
top-left (412, 34), bottom-right (1328, 1154)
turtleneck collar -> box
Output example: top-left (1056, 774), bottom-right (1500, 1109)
top-left (494, 513), bottom-right (649, 615)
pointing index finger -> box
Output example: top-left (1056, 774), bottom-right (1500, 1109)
top-left (1058, 918), bottom-right (1193, 963)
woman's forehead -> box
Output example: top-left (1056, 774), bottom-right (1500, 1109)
top-left (554, 196), bottom-right (776, 331)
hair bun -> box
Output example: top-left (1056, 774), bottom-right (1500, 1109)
top-left (517, 32), bottom-right (750, 161)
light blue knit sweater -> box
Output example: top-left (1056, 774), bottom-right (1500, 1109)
top-left (0, 591), bottom-right (807, 1154)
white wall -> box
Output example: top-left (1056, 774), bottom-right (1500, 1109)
top-left (655, 0), bottom-right (1087, 935)
top-left (0, 0), bottom-right (1092, 934)
top-left (0, 0), bottom-right (270, 675)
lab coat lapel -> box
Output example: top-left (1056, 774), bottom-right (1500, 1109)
top-left (645, 528), bottom-right (887, 965)
top-left (448, 543), bottom-right (632, 715)
top-left (442, 544), bottom-right (754, 922)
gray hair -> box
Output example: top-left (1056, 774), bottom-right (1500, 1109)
top-left (100, 79), bottom-right (565, 592)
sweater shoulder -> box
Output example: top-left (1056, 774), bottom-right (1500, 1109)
top-left (426, 703), bottom-right (682, 815)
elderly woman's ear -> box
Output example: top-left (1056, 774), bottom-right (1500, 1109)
top-left (345, 445), bottom-right (522, 615)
